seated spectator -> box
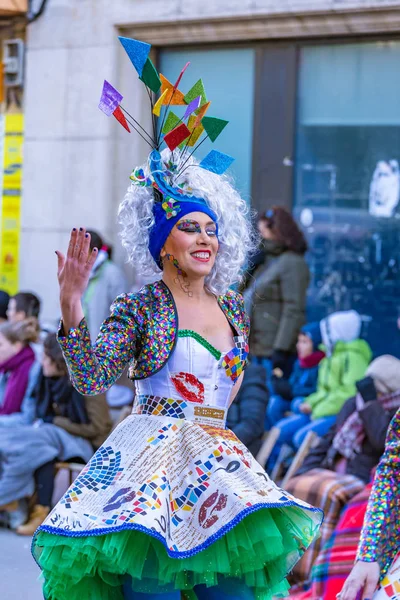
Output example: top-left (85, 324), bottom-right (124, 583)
top-left (284, 354), bottom-right (400, 587)
top-left (0, 333), bottom-right (112, 533)
top-left (266, 322), bottom-right (324, 429)
top-left (0, 290), bottom-right (10, 324)
top-left (0, 319), bottom-right (39, 416)
top-left (7, 291), bottom-right (41, 322)
top-left (226, 362), bottom-right (269, 456)
top-left (267, 311), bottom-right (371, 469)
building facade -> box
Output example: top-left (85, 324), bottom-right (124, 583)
top-left (20, 0), bottom-right (400, 353)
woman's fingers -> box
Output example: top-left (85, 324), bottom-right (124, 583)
top-left (55, 250), bottom-right (65, 276)
top-left (72, 228), bottom-right (86, 260)
top-left (86, 247), bottom-right (98, 269)
top-left (67, 228), bottom-right (77, 259)
top-left (362, 575), bottom-right (379, 600)
top-left (79, 231), bottom-right (91, 264)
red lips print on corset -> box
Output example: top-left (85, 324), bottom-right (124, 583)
top-left (171, 372), bottom-right (205, 403)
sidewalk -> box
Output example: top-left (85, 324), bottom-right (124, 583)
top-left (0, 529), bottom-right (43, 599)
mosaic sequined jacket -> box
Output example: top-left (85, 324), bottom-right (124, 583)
top-left (58, 280), bottom-right (250, 396)
top-left (357, 408), bottom-right (400, 576)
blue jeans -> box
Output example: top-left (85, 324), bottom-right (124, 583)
top-left (123, 578), bottom-right (255, 599)
top-left (266, 410), bottom-right (336, 472)
top-left (266, 395), bottom-right (305, 429)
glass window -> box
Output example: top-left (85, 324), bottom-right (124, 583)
top-left (159, 47), bottom-right (255, 200)
top-left (295, 41), bottom-right (400, 356)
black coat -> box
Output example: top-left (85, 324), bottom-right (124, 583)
top-left (296, 395), bottom-right (398, 483)
top-left (226, 363), bottom-right (269, 456)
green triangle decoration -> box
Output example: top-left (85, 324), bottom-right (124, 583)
top-left (184, 79), bottom-right (207, 113)
top-left (139, 58), bottom-right (162, 94)
top-left (162, 111), bottom-right (180, 134)
top-left (201, 116), bottom-right (229, 142)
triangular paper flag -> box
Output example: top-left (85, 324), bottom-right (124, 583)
top-left (202, 116), bottom-right (229, 142)
top-left (113, 106), bottom-right (130, 133)
top-left (99, 80), bottom-right (123, 116)
top-left (162, 111), bottom-right (180, 134)
top-left (184, 79), bottom-right (207, 110)
top-left (183, 96), bottom-right (201, 120)
top-left (173, 61), bottom-right (190, 90)
top-left (159, 74), bottom-right (186, 105)
top-left (140, 57), bottom-right (162, 93)
top-left (118, 37), bottom-right (150, 76)
top-left (153, 89), bottom-right (168, 116)
top-left (199, 150), bottom-right (234, 175)
top-left (193, 101), bottom-right (211, 128)
top-left (164, 123), bottom-right (191, 151)
top-left (186, 115), bottom-right (204, 147)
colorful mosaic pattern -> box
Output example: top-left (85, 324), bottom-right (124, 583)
top-left (147, 422), bottom-right (179, 446)
top-left (357, 409), bottom-right (400, 577)
top-left (135, 395), bottom-right (187, 419)
top-left (58, 281), bottom-right (248, 395)
top-left (222, 337), bottom-right (249, 383)
top-left (62, 446), bottom-right (123, 509)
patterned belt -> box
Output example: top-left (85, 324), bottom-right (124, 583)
top-left (131, 395), bottom-right (227, 428)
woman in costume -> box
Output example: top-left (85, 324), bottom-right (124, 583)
top-left (32, 36), bottom-right (323, 600)
top-left (339, 409), bottom-right (400, 600)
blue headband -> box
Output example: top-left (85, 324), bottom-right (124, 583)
top-left (147, 150), bottom-right (218, 268)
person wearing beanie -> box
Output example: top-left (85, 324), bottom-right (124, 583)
top-left (266, 310), bottom-right (372, 473)
top-left (0, 291), bottom-right (10, 323)
top-left (266, 322), bottom-right (325, 429)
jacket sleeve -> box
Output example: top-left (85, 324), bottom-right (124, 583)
top-left (274, 255), bottom-right (309, 352)
top-left (357, 410), bottom-right (400, 566)
top-left (308, 353), bottom-right (368, 419)
top-left (0, 361), bottom-right (41, 427)
top-left (358, 401), bottom-right (395, 453)
top-left (53, 392), bottom-right (112, 444)
top-left (58, 294), bottom-right (138, 396)
top-left (292, 368), bottom-right (319, 399)
top-left (229, 364), bottom-right (268, 447)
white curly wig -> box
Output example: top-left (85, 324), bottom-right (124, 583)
top-left (118, 148), bottom-right (257, 295)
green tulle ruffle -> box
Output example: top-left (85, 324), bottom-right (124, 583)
top-left (33, 507), bottom-right (313, 600)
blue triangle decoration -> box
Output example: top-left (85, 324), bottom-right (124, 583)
top-left (199, 150), bottom-right (234, 175)
top-left (118, 37), bottom-right (150, 76)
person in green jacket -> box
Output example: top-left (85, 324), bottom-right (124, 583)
top-left (266, 310), bottom-right (372, 471)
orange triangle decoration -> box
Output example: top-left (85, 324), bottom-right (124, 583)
top-left (159, 74), bottom-right (186, 105)
top-left (113, 106), bottom-right (130, 132)
top-left (193, 101), bottom-right (211, 128)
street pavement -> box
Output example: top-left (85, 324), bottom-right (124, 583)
top-left (0, 529), bottom-right (43, 599)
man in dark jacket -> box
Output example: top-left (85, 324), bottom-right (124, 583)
top-left (226, 362), bottom-right (269, 456)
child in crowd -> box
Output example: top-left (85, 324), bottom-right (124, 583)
top-left (7, 291), bottom-right (41, 323)
top-left (0, 319), bottom-right (39, 416)
top-left (266, 322), bottom-right (325, 429)
top-left (267, 310), bottom-right (372, 470)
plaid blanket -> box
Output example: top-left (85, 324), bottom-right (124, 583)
top-left (285, 468), bottom-right (365, 585)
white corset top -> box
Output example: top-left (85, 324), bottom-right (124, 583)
top-left (134, 331), bottom-right (249, 413)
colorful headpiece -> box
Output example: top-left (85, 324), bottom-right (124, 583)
top-left (98, 37), bottom-right (235, 267)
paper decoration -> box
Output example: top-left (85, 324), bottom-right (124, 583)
top-left (193, 101), bottom-right (211, 128)
top-left (199, 150), bottom-right (234, 175)
top-left (160, 74), bottom-right (186, 105)
top-left (140, 58), bottom-right (162, 94)
top-left (164, 123), bottom-right (191, 151)
top-left (99, 80), bottom-right (123, 116)
top-left (186, 115), bottom-right (204, 147)
top-left (183, 96), bottom-right (201, 120)
top-left (173, 62), bottom-right (190, 90)
top-left (202, 116), bottom-right (229, 142)
top-left (112, 106), bottom-right (131, 133)
top-left (162, 111), bottom-right (181, 134)
top-left (153, 89), bottom-right (168, 116)
top-left (118, 37), bottom-right (150, 76)
top-left (184, 79), bottom-right (207, 110)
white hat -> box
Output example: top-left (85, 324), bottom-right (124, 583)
top-left (321, 310), bottom-right (362, 355)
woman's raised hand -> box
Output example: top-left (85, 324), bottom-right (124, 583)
top-left (339, 560), bottom-right (380, 600)
top-left (56, 228), bottom-right (98, 332)
top-left (56, 228), bottom-right (98, 302)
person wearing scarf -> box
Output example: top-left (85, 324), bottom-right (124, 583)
top-left (0, 319), bottom-right (38, 415)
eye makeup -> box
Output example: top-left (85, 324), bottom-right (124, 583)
top-left (177, 219), bottom-right (217, 237)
